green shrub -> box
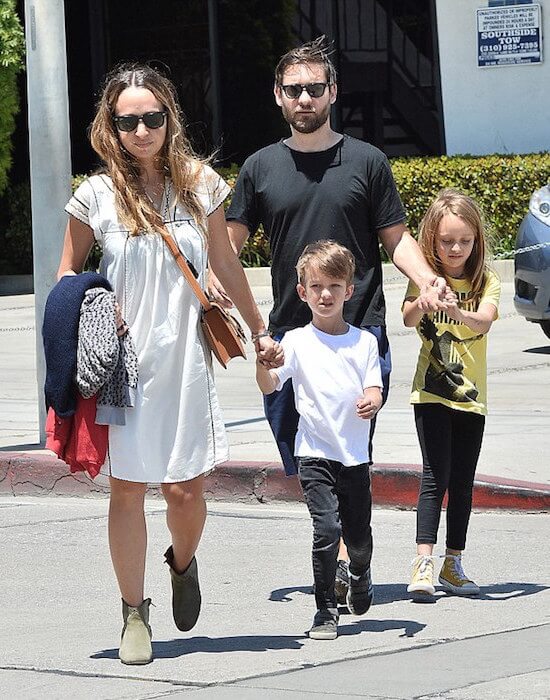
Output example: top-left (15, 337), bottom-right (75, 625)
top-left (70, 152), bottom-right (550, 276)
top-left (392, 153), bottom-right (550, 258)
top-left (217, 164), bottom-right (271, 267)
top-left (219, 154), bottom-right (550, 264)
top-left (0, 0), bottom-right (25, 196)
top-left (0, 180), bottom-right (31, 274)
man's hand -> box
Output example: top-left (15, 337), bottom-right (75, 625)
top-left (207, 268), bottom-right (234, 310)
top-left (255, 336), bottom-right (284, 368)
top-left (417, 275), bottom-right (447, 312)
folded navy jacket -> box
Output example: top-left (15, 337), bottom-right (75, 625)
top-left (43, 272), bottom-right (112, 417)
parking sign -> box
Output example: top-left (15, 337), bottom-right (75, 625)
top-left (477, 4), bottom-right (542, 67)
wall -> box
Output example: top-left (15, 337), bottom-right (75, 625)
top-left (435, 0), bottom-right (550, 154)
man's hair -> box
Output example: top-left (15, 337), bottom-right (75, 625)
top-left (296, 240), bottom-right (355, 286)
top-left (275, 35), bottom-right (337, 86)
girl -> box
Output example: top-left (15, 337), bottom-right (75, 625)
top-left (58, 63), bottom-right (280, 664)
top-left (402, 189), bottom-right (500, 601)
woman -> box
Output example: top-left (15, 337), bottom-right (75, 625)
top-left (58, 63), bottom-right (279, 665)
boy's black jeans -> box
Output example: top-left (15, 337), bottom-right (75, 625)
top-left (297, 457), bottom-right (373, 612)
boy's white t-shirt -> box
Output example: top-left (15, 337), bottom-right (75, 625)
top-left (273, 323), bottom-right (383, 466)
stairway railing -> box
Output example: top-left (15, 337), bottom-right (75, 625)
top-left (292, 0), bottom-right (441, 153)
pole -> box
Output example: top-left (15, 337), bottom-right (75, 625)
top-left (24, 0), bottom-right (72, 442)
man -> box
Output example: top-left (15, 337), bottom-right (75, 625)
top-left (212, 36), bottom-right (445, 601)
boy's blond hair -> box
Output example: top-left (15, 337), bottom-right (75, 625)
top-left (296, 240), bottom-right (355, 286)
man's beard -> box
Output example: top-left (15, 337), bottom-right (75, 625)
top-left (281, 102), bottom-right (331, 134)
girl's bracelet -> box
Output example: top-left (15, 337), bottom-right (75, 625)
top-left (251, 330), bottom-right (271, 343)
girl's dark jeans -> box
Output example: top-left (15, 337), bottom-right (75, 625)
top-left (298, 457), bottom-right (373, 612)
top-left (414, 403), bottom-right (485, 551)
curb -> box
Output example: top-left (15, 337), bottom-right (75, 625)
top-left (1, 452), bottom-right (548, 511)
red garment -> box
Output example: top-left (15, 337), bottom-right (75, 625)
top-left (45, 394), bottom-right (108, 479)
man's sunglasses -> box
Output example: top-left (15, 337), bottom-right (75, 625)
top-left (279, 82), bottom-right (330, 99)
top-left (113, 111), bottom-right (167, 132)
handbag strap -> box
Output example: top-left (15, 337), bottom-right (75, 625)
top-left (158, 226), bottom-right (213, 313)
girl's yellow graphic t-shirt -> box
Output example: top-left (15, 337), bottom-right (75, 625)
top-left (405, 269), bottom-right (500, 415)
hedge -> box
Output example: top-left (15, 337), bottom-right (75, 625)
top-left (391, 153), bottom-right (550, 258)
top-left (3, 152), bottom-right (550, 274)
top-left (221, 153), bottom-right (550, 265)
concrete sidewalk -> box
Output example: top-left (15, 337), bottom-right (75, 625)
top-left (0, 263), bottom-right (549, 509)
top-left (0, 497), bottom-right (548, 698)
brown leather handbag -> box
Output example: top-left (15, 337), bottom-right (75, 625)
top-left (160, 229), bottom-right (247, 368)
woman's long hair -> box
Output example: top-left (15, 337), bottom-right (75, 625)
top-left (418, 188), bottom-right (490, 306)
top-left (90, 63), bottom-right (208, 238)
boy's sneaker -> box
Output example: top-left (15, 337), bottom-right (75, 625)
top-left (346, 567), bottom-right (373, 615)
top-left (407, 555), bottom-right (436, 602)
top-left (439, 555), bottom-right (480, 596)
top-left (334, 559), bottom-right (350, 606)
top-left (308, 609), bottom-right (338, 640)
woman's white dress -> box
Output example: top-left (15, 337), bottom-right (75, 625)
top-left (65, 167), bottom-right (230, 483)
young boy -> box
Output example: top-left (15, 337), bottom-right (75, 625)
top-left (256, 240), bottom-right (383, 640)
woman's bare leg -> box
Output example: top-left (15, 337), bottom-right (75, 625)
top-left (162, 475), bottom-right (206, 572)
top-left (109, 477), bottom-right (148, 606)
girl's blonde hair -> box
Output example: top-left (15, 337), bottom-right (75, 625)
top-left (89, 63), bottom-right (209, 238)
top-left (418, 188), bottom-right (489, 305)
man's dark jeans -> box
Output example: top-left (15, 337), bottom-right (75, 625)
top-left (298, 457), bottom-right (373, 612)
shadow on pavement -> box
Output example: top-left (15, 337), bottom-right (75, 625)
top-left (91, 617), bottom-right (427, 660)
top-left (477, 581), bottom-right (549, 600)
top-left (270, 581), bottom-right (548, 609)
top-left (91, 634), bottom-right (305, 660)
top-left (269, 585), bottom-right (313, 602)
top-left (523, 345), bottom-right (550, 354)
top-left (337, 617), bottom-right (426, 639)
top-left (0, 443), bottom-right (43, 452)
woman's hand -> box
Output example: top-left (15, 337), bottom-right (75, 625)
top-left (207, 267), bottom-right (234, 310)
top-left (114, 301), bottom-right (128, 336)
top-left (255, 336), bottom-right (284, 368)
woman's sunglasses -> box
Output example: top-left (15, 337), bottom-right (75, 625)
top-left (279, 83), bottom-right (329, 99)
top-left (113, 111), bottom-right (167, 132)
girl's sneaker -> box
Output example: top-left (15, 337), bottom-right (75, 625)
top-left (407, 555), bottom-right (436, 602)
top-left (438, 554), bottom-right (480, 596)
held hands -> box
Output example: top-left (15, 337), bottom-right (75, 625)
top-left (356, 387), bottom-right (383, 420)
top-left (417, 275), bottom-right (447, 312)
top-left (255, 335), bottom-right (284, 368)
top-left (415, 284), bottom-right (463, 321)
top-left (442, 286), bottom-right (462, 322)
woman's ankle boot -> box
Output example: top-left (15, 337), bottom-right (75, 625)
top-left (164, 546), bottom-right (201, 631)
top-left (119, 598), bottom-right (153, 665)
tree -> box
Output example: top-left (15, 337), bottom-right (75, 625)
top-left (0, 0), bottom-right (25, 195)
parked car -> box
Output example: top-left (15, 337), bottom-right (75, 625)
top-left (514, 185), bottom-right (550, 340)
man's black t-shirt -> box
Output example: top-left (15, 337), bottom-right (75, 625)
top-left (226, 135), bottom-right (406, 334)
